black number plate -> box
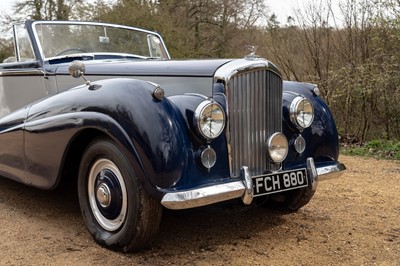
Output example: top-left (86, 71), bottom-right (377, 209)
top-left (252, 169), bottom-right (308, 197)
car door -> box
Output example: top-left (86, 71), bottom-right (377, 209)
top-left (0, 23), bottom-right (52, 184)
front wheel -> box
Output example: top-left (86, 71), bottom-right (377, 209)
top-left (78, 138), bottom-right (162, 252)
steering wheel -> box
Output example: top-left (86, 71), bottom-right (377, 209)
top-left (56, 47), bottom-right (88, 56)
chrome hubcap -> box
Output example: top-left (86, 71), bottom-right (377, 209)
top-left (96, 183), bottom-right (111, 208)
top-left (88, 158), bottom-right (127, 232)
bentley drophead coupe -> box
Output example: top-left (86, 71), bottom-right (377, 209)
top-left (0, 20), bottom-right (345, 252)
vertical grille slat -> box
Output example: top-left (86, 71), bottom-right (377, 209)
top-left (227, 69), bottom-right (282, 177)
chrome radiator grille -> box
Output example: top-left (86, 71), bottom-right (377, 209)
top-left (226, 69), bottom-right (282, 177)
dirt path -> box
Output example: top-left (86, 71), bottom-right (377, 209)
top-left (0, 155), bottom-right (399, 265)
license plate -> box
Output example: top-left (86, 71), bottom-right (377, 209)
top-left (252, 169), bottom-right (308, 197)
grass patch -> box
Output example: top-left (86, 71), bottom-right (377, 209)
top-left (341, 139), bottom-right (400, 160)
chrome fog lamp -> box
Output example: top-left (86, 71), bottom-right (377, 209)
top-left (200, 146), bottom-right (217, 169)
top-left (294, 135), bottom-right (306, 154)
top-left (194, 100), bottom-right (225, 140)
top-left (290, 96), bottom-right (314, 129)
top-left (267, 132), bottom-right (289, 163)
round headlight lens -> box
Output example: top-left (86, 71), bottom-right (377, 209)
top-left (194, 100), bottom-right (225, 140)
top-left (290, 96), bottom-right (314, 129)
top-left (267, 132), bottom-right (288, 163)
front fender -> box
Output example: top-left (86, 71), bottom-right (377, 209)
top-left (282, 81), bottom-right (340, 168)
top-left (25, 78), bottom-right (188, 197)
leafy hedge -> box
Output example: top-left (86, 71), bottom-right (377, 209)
top-left (341, 139), bottom-right (400, 160)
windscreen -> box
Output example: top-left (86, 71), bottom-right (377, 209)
top-left (34, 22), bottom-right (169, 59)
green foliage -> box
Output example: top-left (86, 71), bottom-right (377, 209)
top-left (342, 139), bottom-right (400, 160)
top-left (0, 38), bottom-right (13, 62)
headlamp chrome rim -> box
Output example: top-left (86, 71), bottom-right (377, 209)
top-left (194, 100), bottom-right (226, 140)
top-left (267, 132), bottom-right (289, 163)
top-left (290, 96), bottom-right (314, 129)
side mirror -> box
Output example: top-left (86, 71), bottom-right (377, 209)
top-left (68, 60), bottom-right (91, 85)
top-left (68, 60), bottom-right (86, 78)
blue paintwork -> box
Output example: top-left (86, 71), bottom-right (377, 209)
top-left (0, 107), bottom-right (28, 183)
top-left (51, 58), bottom-right (232, 77)
top-left (21, 78), bottom-right (193, 197)
top-left (165, 93), bottom-right (231, 191)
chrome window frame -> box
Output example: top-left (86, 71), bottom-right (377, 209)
top-left (11, 23), bottom-right (36, 63)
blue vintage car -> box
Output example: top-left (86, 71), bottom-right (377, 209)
top-left (0, 20), bottom-right (345, 251)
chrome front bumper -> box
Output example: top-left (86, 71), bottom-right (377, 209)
top-left (161, 158), bottom-right (346, 210)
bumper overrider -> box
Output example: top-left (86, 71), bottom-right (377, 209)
top-left (161, 158), bottom-right (346, 210)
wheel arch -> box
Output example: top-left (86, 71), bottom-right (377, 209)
top-left (57, 128), bottom-right (105, 189)
top-left (58, 124), bottom-right (164, 200)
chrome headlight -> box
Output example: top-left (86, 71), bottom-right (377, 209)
top-left (290, 96), bottom-right (314, 129)
top-left (194, 100), bottom-right (226, 140)
top-left (267, 132), bottom-right (288, 163)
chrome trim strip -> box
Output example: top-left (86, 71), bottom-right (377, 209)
top-left (0, 69), bottom-right (44, 76)
top-left (12, 24), bottom-right (21, 62)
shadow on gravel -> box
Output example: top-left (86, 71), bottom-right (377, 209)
top-left (0, 175), bottom-right (81, 223)
top-left (0, 175), bottom-right (294, 256)
top-left (135, 201), bottom-right (292, 258)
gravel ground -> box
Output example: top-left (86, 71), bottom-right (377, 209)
top-left (0, 155), bottom-right (399, 265)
